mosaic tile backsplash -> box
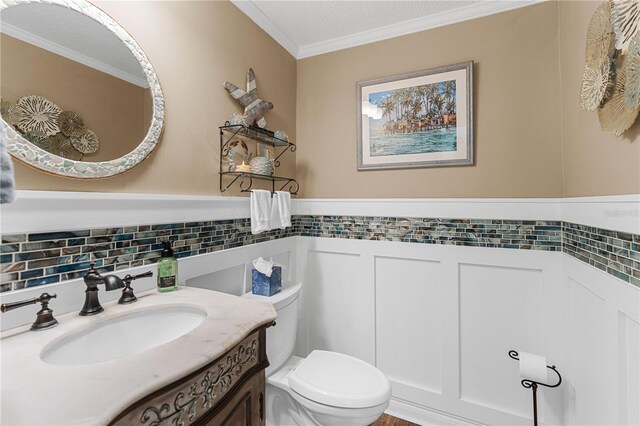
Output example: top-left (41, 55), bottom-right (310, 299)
top-left (1, 215), bottom-right (638, 292)
top-left (295, 216), bottom-right (563, 249)
top-left (563, 222), bottom-right (640, 287)
top-left (0, 219), bottom-right (292, 293)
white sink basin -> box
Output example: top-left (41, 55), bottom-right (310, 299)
top-left (41, 306), bottom-right (206, 365)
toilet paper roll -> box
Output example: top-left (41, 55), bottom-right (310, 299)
top-left (518, 351), bottom-right (548, 383)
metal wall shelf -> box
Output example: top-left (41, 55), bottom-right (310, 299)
top-left (219, 123), bottom-right (299, 194)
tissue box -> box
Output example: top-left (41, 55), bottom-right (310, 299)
top-left (251, 266), bottom-right (282, 296)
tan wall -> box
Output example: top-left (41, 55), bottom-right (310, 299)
top-left (7, 1), bottom-right (637, 198)
top-left (559, 1), bottom-right (640, 197)
top-left (296, 2), bottom-right (564, 198)
top-left (1, 34), bottom-right (149, 162)
top-left (10, 0), bottom-right (297, 195)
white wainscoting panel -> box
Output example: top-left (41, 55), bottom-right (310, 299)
top-left (375, 256), bottom-right (442, 394)
top-left (569, 278), bottom-right (607, 425)
top-left (562, 256), bottom-right (640, 426)
top-left (619, 313), bottom-right (640, 425)
top-left (305, 249), bottom-right (375, 364)
top-left (295, 236), bottom-right (564, 426)
top-left (459, 263), bottom-right (543, 419)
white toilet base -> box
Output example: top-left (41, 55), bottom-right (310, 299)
top-left (266, 356), bottom-right (389, 426)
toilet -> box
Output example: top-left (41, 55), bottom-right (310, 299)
top-left (242, 283), bottom-right (391, 426)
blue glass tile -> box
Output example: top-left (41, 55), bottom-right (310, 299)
top-left (21, 269), bottom-right (44, 279)
top-left (29, 230), bottom-right (90, 241)
top-left (16, 249), bottom-right (61, 261)
top-left (2, 234), bottom-right (26, 243)
top-left (28, 256), bottom-right (71, 269)
top-left (44, 261), bottom-right (95, 276)
top-left (26, 275), bottom-right (60, 287)
top-left (151, 223), bottom-right (183, 231)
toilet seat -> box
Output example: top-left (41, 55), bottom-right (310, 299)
top-left (288, 350), bottom-right (391, 409)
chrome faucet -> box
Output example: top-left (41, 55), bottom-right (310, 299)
top-left (80, 264), bottom-right (152, 315)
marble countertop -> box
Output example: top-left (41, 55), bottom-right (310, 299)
top-left (0, 287), bottom-right (277, 426)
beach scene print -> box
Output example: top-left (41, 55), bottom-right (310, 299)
top-left (367, 80), bottom-right (457, 157)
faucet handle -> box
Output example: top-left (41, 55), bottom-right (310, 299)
top-left (118, 271), bottom-right (153, 305)
top-left (83, 263), bottom-right (104, 288)
top-left (1, 293), bottom-right (59, 331)
top-left (127, 271), bottom-right (153, 281)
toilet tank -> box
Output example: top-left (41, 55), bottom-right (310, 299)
top-left (242, 282), bottom-right (302, 375)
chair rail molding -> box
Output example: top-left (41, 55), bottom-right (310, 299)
top-left (1, 191), bottom-right (251, 234)
top-left (3, 191), bottom-right (638, 234)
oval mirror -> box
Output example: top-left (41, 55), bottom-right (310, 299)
top-left (0, 0), bottom-right (164, 178)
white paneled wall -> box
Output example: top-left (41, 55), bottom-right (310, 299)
top-left (2, 193), bottom-right (638, 425)
top-left (562, 257), bottom-right (640, 426)
top-left (376, 256), bottom-right (442, 394)
top-left (295, 236), bottom-right (638, 426)
top-left (306, 250), bottom-right (375, 363)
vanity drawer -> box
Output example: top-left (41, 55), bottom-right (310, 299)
top-left (110, 327), bottom-right (268, 426)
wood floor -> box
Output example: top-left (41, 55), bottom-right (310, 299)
top-left (370, 414), bottom-right (419, 426)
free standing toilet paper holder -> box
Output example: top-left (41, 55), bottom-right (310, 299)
top-left (508, 350), bottom-right (562, 426)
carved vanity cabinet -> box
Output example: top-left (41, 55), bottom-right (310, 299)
top-left (110, 325), bottom-right (271, 426)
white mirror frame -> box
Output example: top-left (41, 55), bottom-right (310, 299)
top-left (0, 0), bottom-right (165, 178)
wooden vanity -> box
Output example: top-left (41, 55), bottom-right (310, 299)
top-left (0, 288), bottom-right (277, 426)
top-left (110, 326), bottom-right (270, 426)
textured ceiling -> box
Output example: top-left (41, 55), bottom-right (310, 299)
top-left (1, 3), bottom-right (147, 87)
top-left (232, 0), bottom-right (543, 58)
top-left (251, 1), bottom-right (477, 46)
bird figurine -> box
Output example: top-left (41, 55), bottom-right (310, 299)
top-left (223, 68), bottom-right (273, 128)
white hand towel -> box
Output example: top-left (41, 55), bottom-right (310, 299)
top-left (270, 192), bottom-right (283, 230)
top-left (251, 190), bottom-right (272, 234)
top-left (271, 191), bottom-right (291, 229)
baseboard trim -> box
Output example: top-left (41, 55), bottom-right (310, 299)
top-left (386, 398), bottom-right (485, 426)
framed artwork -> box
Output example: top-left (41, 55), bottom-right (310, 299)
top-left (357, 61), bottom-right (473, 170)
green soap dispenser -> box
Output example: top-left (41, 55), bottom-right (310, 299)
top-left (157, 241), bottom-right (178, 292)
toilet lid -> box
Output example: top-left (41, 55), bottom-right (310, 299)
top-left (288, 350), bottom-right (391, 409)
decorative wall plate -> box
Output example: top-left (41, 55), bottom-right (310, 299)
top-left (598, 54), bottom-right (640, 136)
top-left (16, 95), bottom-right (61, 136)
top-left (70, 130), bottom-right (99, 154)
top-left (611, 0), bottom-right (640, 51)
top-left (49, 133), bottom-right (83, 160)
top-left (581, 60), bottom-right (612, 111)
top-left (586, 2), bottom-right (614, 68)
top-left (58, 111), bottom-right (87, 137)
top-left (23, 130), bottom-right (50, 151)
top-left (625, 33), bottom-right (640, 108)
top-left (0, 101), bottom-right (21, 127)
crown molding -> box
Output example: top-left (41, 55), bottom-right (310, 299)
top-left (232, 0), bottom-right (546, 60)
top-left (1, 23), bottom-right (150, 88)
top-left (230, 0), bottom-right (299, 58)
top-left (297, 0), bottom-right (546, 58)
